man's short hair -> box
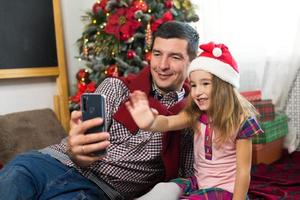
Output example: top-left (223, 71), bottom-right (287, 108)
top-left (152, 21), bottom-right (199, 61)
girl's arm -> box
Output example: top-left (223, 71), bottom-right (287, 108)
top-left (150, 110), bottom-right (190, 132)
top-left (233, 139), bottom-right (252, 200)
top-left (125, 90), bottom-right (190, 132)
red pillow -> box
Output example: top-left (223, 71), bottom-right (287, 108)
top-left (0, 162), bottom-right (3, 169)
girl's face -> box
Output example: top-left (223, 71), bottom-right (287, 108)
top-left (189, 70), bottom-right (213, 111)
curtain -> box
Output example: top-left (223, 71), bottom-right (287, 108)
top-left (191, 0), bottom-right (300, 150)
top-left (285, 68), bottom-right (300, 152)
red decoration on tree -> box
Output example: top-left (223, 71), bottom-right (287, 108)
top-left (76, 69), bottom-right (90, 83)
top-left (69, 80), bottom-right (96, 105)
top-left (69, 68), bottom-right (96, 106)
top-left (164, 0), bottom-right (173, 9)
top-left (145, 51), bottom-right (152, 62)
top-left (92, 2), bottom-right (102, 15)
top-left (105, 7), bottom-right (141, 41)
top-left (93, 0), bottom-right (108, 14)
top-left (127, 50), bottom-right (136, 59)
top-left (85, 82), bottom-right (97, 93)
top-left (70, 92), bottom-right (82, 104)
top-left (133, 0), bottom-right (148, 12)
top-left (78, 82), bottom-right (87, 93)
top-left (106, 64), bottom-right (119, 77)
top-left (78, 82), bottom-right (96, 93)
top-left (120, 33), bottom-right (130, 41)
top-left (151, 11), bottom-right (174, 32)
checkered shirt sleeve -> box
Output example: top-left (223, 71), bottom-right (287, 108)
top-left (237, 116), bottom-right (264, 139)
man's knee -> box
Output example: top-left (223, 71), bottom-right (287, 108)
top-left (153, 182), bottom-right (179, 191)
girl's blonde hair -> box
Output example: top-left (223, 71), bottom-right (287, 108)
top-left (184, 75), bottom-right (258, 144)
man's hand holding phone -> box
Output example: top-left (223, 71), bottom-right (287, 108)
top-left (67, 93), bottom-right (110, 167)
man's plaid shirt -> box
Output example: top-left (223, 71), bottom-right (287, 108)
top-left (42, 77), bottom-right (194, 199)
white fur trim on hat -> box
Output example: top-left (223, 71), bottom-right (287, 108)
top-left (188, 57), bottom-right (240, 88)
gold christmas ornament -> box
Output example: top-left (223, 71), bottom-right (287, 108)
top-left (145, 22), bottom-right (152, 50)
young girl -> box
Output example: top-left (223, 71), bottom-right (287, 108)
top-left (126, 42), bottom-right (263, 200)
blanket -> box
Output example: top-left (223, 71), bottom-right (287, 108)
top-left (249, 150), bottom-right (300, 199)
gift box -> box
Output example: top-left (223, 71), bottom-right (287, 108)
top-left (252, 137), bottom-right (284, 165)
top-left (252, 99), bottom-right (275, 122)
top-left (252, 113), bottom-right (288, 144)
top-left (240, 90), bottom-right (262, 102)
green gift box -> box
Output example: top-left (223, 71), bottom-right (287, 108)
top-left (252, 113), bottom-right (288, 144)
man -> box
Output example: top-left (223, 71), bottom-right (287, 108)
top-left (0, 21), bottom-right (199, 200)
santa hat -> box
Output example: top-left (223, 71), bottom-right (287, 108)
top-left (188, 42), bottom-right (240, 88)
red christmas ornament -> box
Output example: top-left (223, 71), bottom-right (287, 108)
top-left (127, 50), bottom-right (136, 59)
top-left (120, 33), bottom-right (130, 41)
top-left (164, 0), bottom-right (173, 9)
top-left (76, 69), bottom-right (89, 80)
top-left (133, 0), bottom-right (148, 12)
top-left (76, 69), bottom-right (90, 83)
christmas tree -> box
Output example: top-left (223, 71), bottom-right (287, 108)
top-left (69, 0), bottom-right (199, 110)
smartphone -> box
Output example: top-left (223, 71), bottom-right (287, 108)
top-left (81, 93), bottom-right (107, 156)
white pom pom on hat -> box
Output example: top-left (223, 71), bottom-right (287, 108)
top-left (212, 47), bottom-right (222, 57)
top-left (188, 42), bottom-right (240, 88)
